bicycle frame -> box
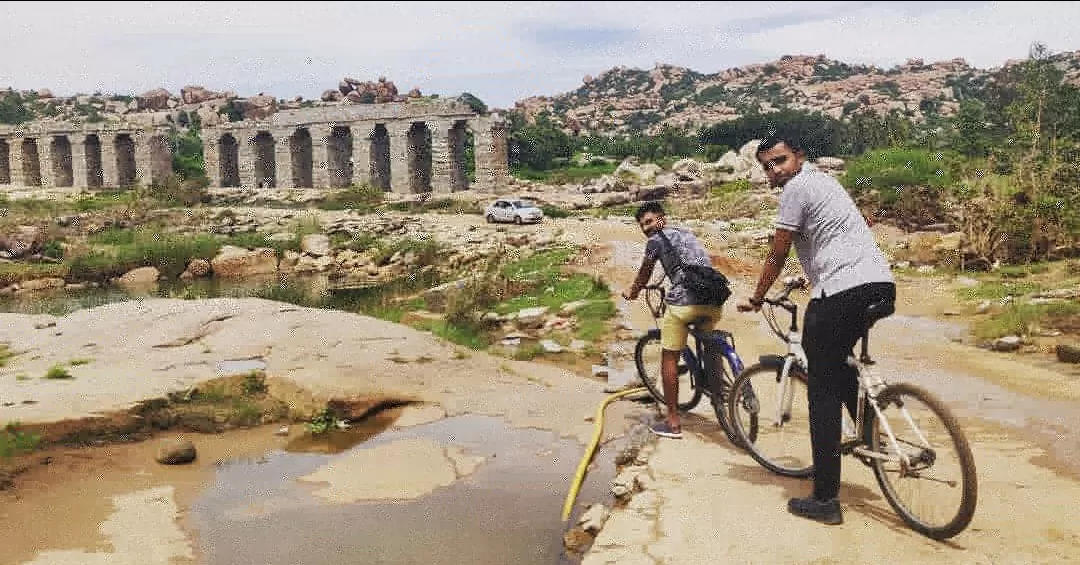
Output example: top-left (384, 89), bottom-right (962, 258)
top-left (642, 284), bottom-right (743, 395)
top-left (760, 278), bottom-right (924, 471)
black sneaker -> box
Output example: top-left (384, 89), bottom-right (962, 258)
top-left (787, 496), bottom-right (843, 525)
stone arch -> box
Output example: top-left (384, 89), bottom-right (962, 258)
top-left (450, 120), bottom-right (470, 191)
top-left (49, 136), bottom-right (74, 187)
top-left (328, 126), bottom-right (353, 188)
top-left (290, 128), bottom-right (313, 188)
top-left (253, 131), bottom-right (276, 188)
top-left (149, 135), bottom-right (173, 186)
top-left (114, 133), bottom-right (137, 187)
top-left (0, 139), bottom-right (9, 184)
top-left (219, 134), bottom-right (240, 187)
top-left (369, 124), bottom-right (391, 192)
top-left (21, 139), bottom-right (41, 187)
top-left (84, 134), bottom-right (104, 188)
top-left (407, 122), bottom-right (432, 193)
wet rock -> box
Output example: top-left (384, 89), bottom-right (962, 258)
top-left (610, 465), bottom-right (646, 499)
top-left (563, 526), bottom-right (593, 553)
top-left (155, 436), bottom-right (197, 465)
top-left (210, 246), bottom-right (278, 278)
top-left (540, 339), bottom-right (563, 353)
top-left (991, 336), bottom-right (1022, 352)
top-left (118, 266), bottom-right (160, 287)
top-left (578, 503), bottom-right (610, 534)
top-left (1056, 344), bottom-right (1080, 364)
top-left (515, 306), bottom-right (549, 329)
top-left (301, 233), bottom-right (330, 257)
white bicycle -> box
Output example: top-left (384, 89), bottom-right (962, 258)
top-left (727, 277), bottom-right (978, 540)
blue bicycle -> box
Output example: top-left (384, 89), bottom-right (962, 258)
top-left (633, 283), bottom-right (751, 447)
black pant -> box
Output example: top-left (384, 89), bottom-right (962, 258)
top-left (803, 281), bottom-right (896, 500)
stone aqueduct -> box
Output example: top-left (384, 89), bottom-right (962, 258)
top-left (0, 100), bottom-right (510, 193)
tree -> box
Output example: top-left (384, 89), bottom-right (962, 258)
top-left (947, 100), bottom-right (994, 158)
top-left (458, 92), bottom-right (487, 115)
top-left (509, 112), bottom-right (573, 170)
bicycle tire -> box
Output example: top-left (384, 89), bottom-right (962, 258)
top-left (705, 342), bottom-right (743, 448)
top-left (634, 331), bottom-right (702, 411)
top-left (865, 382), bottom-right (978, 540)
top-left (728, 362), bottom-right (813, 478)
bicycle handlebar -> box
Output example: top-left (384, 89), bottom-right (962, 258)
top-left (760, 276), bottom-right (806, 341)
top-left (762, 276), bottom-right (806, 307)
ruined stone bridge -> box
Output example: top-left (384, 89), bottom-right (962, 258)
top-left (0, 98), bottom-right (509, 193)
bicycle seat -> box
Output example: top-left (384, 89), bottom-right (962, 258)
top-left (865, 299), bottom-right (895, 330)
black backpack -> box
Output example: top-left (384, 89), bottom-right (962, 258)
top-left (656, 229), bottom-right (732, 306)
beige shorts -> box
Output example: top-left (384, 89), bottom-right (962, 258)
top-left (661, 304), bottom-right (725, 351)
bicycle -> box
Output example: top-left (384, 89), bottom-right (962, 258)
top-left (632, 282), bottom-right (750, 447)
top-left (726, 276), bottom-right (978, 540)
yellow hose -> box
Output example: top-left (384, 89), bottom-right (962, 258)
top-left (561, 386), bottom-right (649, 523)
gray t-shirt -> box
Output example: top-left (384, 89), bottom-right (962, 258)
top-left (645, 226), bottom-right (713, 306)
top-left (776, 162), bottom-right (893, 298)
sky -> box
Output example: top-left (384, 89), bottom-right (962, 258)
top-left (2, 1), bottom-right (1079, 109)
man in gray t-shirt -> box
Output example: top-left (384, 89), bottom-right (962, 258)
top-left (738, 134), bottom-right (897, 527)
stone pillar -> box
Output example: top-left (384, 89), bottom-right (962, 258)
top-left (472, 116), bottom-right (510, 192)
top-left (99, 133), bottom-right (118, 188)
top-left (351, 121), bottom-right (372, 187)
top-left (37, 137), bottom-right (54, 188)
top-left (387, 121), bottom-right (411, 194)
top-left (0, 137), bottom-right (9, 185)
top-left (71, 134), bottom-right (88, 189)
top-left (8, 136), bottom-right (24, 187)
top-left (202, 129), bottom-right (220, 188)
top-left (238, 130), bottom-right (257, 190)
top-left (429, 121), bottom-right (452, 194)
top-left (311, 126), bottom-right (330, 189)
top-left (133, 131), bottom-right (153, 187)
top-left (273, 128), bottom-right (293, 189)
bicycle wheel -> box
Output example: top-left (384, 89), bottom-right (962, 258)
top-left (865, 382), bottom-right (978, 540)
top-left (702, 336), bottom-right (743, 448)
top-left (634, 331), bottom-right (702, 411)
top-left (728, 362), bottom-right (813, 477)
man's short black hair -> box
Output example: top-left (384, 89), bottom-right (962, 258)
top-left (756, 133), bottom-right (806, 157)
top-left (635, 201), bottom-right (665, 222)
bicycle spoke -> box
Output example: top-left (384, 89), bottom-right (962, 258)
top-left (869, 383), bottom-right (978, 539)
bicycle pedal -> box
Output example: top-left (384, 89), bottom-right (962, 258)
top-left (839, 439), bottom-right (862, 455)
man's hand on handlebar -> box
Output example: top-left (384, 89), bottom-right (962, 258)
top-left (736, 298), bottom-right (761, 313)
top-left (621, 287), bottom-right (639, 301)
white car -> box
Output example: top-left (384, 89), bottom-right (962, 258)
top-left (484, 198), bottom-right (545, 225)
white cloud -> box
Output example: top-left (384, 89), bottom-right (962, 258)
top-left (1, 1), bottom-right (1077, 108)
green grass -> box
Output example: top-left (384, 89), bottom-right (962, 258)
top-left (572, 300), bottom-right (618, 341)
top-left (0, 344), bottom-right (14, 368)
top-left (511, 343), bottom-right (545, 361)
top-left (412, 319), bottom-right (491, 349)
top-left (510, 162), bottom-right (617, 184)
top-left (973, 301), bottom-right (1080, 341)
top-left (0, 262), bottom-right (69, 286)
top-left (501, 246), bottom-right (575, 285)
top-left (314, 184), bottom-right (385, 212)
top-left (43, 364), bottom-right (72, 380)
top-left (0, 422), bottom-right (40, 459)
top-left (956, 280), bottom-right (1043, 302)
